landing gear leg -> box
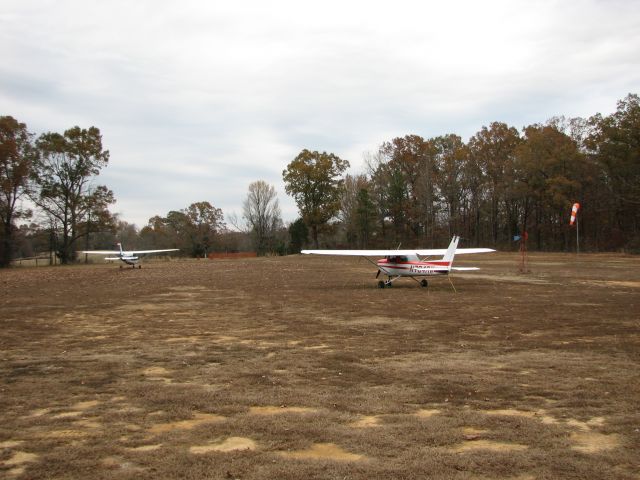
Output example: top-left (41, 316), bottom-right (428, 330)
top-left (379, 276), bottom-right (400, 288)
top-left (410, 277), bottom-right (429, 288)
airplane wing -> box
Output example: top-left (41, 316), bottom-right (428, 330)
top-left (81, 250), bottom-right (120, 255)
top-left (126, 249), bottom-right (179, 255)
top-left (301, 248), bottom-right (494, 256)
top-left (81, 249), bottom-right (179, 255)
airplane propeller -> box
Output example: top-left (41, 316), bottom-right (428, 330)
top-left (375, 270), bottom-right (381, 279)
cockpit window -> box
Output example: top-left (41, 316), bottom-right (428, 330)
top-left (386, 255), bottom-right (408, 263)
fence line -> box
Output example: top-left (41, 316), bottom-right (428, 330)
top-left (11, 256), bottom-right (54, 267)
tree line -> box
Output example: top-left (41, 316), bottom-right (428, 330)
top-left (0, 115), bottom-right (287, 265)
top-left (283, 94), bottom-right (640, 252)
top-left (0, 121), bottom-right (115, 266)
top-left (1, 93), bottom-right (638, 266)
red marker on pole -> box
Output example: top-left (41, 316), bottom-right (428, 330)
top-left (569, 203), bottom-right (580, 226)
top-left (570, 203), bottom-right (580, 253)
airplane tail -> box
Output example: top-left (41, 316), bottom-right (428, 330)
top-left (442, 235), bottom-right (460, 270)
top-left (117, 243), bottom-right (123, 255)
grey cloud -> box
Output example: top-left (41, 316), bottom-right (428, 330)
top-left (2, 0), bottom-right (639, 228)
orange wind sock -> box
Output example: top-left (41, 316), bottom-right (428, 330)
top-left (569, 202), bottom-right (580, 226)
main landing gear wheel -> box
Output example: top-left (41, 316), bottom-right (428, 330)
top-left (420, 279), bottom-right (428, 288)
top-left (378, 280), bottom-right (385, 289)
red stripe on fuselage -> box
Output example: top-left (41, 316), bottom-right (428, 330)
top-left (376, 259), bottom-right (451, 276)
top-left (376, 260), bottom-right (451, 267)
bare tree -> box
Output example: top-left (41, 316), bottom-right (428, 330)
top-left (242, 180), bottom-right (282, 255)
top-left (339, 174), bottom-right (369, 247)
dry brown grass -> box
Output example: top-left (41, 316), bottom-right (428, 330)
top-left (1, 252), bottom-right (639, 479)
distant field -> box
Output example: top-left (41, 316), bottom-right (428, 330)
top-left (1, 253), bottom-right (639, 479)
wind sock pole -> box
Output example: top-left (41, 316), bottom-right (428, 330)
top-left (570, 203), bottom-right (580, 254)
top-left (576, 214), bottom-right (579, 254)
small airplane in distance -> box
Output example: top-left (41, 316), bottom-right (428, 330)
top-left (302, 235), bottom-right (494, 288)
top-left (81, 243), bottom-right (179, 268)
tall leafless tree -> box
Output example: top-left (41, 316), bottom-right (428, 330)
top-left (243, 180), bottom-right (282, 255)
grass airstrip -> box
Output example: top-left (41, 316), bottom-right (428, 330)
top-left (1, 252), bottom-right (639, 479)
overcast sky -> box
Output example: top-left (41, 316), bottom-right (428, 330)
top-left (2, 0), bottom-right (639, 228)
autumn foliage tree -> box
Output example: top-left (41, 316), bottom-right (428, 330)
top-left (140, 202), bottom-right (225, 257)
top-left (586, 94), bottom-right (640, 248)
top-left (183, 201), bottom-right (225, 257)
top-left (0, 116), bottom-right (36, 267)
top-left (283, 149), bottom-right (349, 247)
top-left (513, 124), bottom-right (584, 249)
top-left (467, 122), bottom-right (521, 244)
top-left (32, 126), bottom-right (114, 264)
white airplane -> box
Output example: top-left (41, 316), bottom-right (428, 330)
top-left (302, 235), bottom-right (494, 288)
top-left (81, 243), bottom-right (179, 268)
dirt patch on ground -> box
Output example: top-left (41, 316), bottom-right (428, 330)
top-left (149, 413), bottom-right (225, 434)
top-left (450, 439), bottom-right (529, 453)
top-left (190, 437), bottom-right (257, 454)
top-left (248, 406), bottom-right (318, 415)
top-left (587, 280), bottom-right (640, 288)
top-left (570, 432), bottom-right (621, 453)
top-left (350, 415), bottom-right (382, 428)
top-left (415, 408), bottom-right (441, 418)
top-left (483, 408), bottom-right (559, 425)
top-left (1, 253), bottom-right (639, 479)
top-left (278, 443), bottom-right (364, 461)
top-left (126, 444), bottom-right (162, 452)
top-left (3, 451), bottom-right (39, 477)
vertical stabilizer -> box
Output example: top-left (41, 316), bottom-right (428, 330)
top-left (442, 236), bottom-right (460, 269)
top-left (117, 243), bottom-right (123, 255)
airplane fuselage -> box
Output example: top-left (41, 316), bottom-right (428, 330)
top-left (120, 255), bottom-right (139, 266)
top-left (376, 256), bottom-right (450, 277)
top-left (105, 254), bottom-right (140, 266)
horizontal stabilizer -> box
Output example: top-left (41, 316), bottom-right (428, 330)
top-left (123, 249), bottom-right (179, 254)
top-left (453, 248), bottom-right (494, 255)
